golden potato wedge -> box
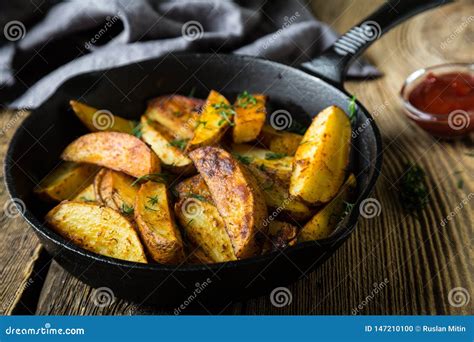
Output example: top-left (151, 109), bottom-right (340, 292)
top-left (186, 91), bottom-right (233, 151)
top-left (186, 245), bottom-right (215, 264)
top-left (145, 95), bottom-right (204, 140)
top-left (231, 143), bottom-right (293, 186)
top-left (290, 105), bottom-right (351, 204)
top-left (96, 170), bottom-right (138, 216)
top-left (173, 175), bottom-right (212, 202)
top-left (140, 116), bottom-right (194, 174)
top-left (70, 100), bottom-right (136, 134)
top-left (61, 132), bottom-right (161, 178)
top-left (175, 197), bottom-right (236, 263)
top-left (45, 201), bottom-right (147, 263)
top-left (298, 174), bottom-right (356, 242)
top-left (134, 181), bottom-right (184, 264)
top-left (262, 220), bottom-right (298, 254)
top-left (34, 162), bottom-right (98, 202)
top-left (259, 125), bottom-right (303, 155)
top-left (247, 165), bottom-right (312, 221)
top-left (189, 146), bottom-right (268, 258)
top-left (232, 92), bottom-right (266, 143)
top-left (72, 184), bottom-right (96, 202)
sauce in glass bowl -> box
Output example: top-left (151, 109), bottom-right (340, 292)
top-left (400, 64), bottom-right (474, 138)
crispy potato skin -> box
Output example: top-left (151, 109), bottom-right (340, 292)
top-left (34, 162), bottom-right (98, 202)
top-left (259, 125), bottom-right (303, 155)
top-left (290, 106), bottom-right (351, 205)
top-left (70, 100), bottom-right (135, 134)
top-left (262, 221), bottom-right (298, 254)
top-left (134, 181), bottom-right (184, 264)
top-left (145, 95), bottom-right (203, 140)
top-left (189, 146), bottom-right (268, 258)
top-left (140, 116), bottom-right (194, 174)
top-left (247, 165), bottom-right (313, 221)
top-left (61, 132), bottom-right (161, 178)
top-left (232, 94), bottom-right (266, 143)
top-left (186, 91), bottom-right (232, 151)
top-left (175, 197), bottom-right (236, 263)
top-left (186, 245), bottom-right (215, 264)
top-left (46, 201), bottom-right (147, 263)
top-left (231, 143), bottom-right (293, 186)
top-left (298, 174), bottom-right (356, 242)
top-left (96, 170), bottom-right (138, 216)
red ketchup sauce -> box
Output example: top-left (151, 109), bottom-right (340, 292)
top-left (406, 72), bottom-right (474, 137)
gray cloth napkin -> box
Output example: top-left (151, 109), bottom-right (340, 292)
top-left (1, 0), bottom-right (379, 109)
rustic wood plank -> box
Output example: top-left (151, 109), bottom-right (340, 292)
top-left (2, 0), bottom-right (472, 315)
top-left (0, 109), bottom-right (47, 315)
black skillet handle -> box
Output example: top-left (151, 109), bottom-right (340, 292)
top-left (300, 0), bottom-right (452, 86)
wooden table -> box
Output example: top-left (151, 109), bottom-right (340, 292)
top-left (1, 0), bottom-right (472, 315)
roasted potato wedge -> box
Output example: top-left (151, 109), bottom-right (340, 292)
top-left (259, 125), bottom-right (303, 155)
top-left (247, 165), bottom-right (312, 221)
top-left (231, 143), bottom-right (293, 186)
top-left (173, 174), bottom-right (213, 202)
top-left (34, 162), bottom-right (98, 202)
top-left (46, 201), bottom-right (147, 263)
top-left (61, 132), bottom-right (161, 178)
top-left (175, 196), bottom-right (236, 263)
top-left (96, 170), bottom-right (138, 216)
top-left (145, 95), bottom-right (203, 140)
top-left (72, 184), bottom-right (96, 202)
top-left (298, 174), bottom-right (356, 242)
top-left (262, 220), bottom-right (298, 254)
top-left (232, 93), bottom-right (266, 143)
top-left (290, 106), bottom-right (351, 204)
top-left (70, 100), bottom-right (135, 134)
top-left (134, 181), bottom-right (184, 264)
top-left (140, 116), bottom-right (194, 174)
top-left (189, 146), bottom-right (268, 258)
top-left (186, 245), bottom-right (215, 264)
top-left (186, 91), bottom-right (233, 151)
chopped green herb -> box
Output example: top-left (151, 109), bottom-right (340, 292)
top-left (188, 86), bottom-right (196, 98)
top-left (399, 163), bottom-right (429, 212)
top-left (169, 138), bottom-right (188, 150)
top-left (212, 102), bottom-right (235, 126)
top-left (172, 110), bottom-right (182, 117)
top-left (348, 95), bottom-right (357, 123)
top-left (79, 196), bottom-right (94, 202)
top-left (265, 152), bottom-right (287, 160)
top-left (257, 164), bottom-right (266, 171)
top-left (186, 218), bottom-right (195, 226)
top-left (195, 120), bottom-right (207, 128)
top-left (121, 203), bottom-right (134, 215)
top-left (132, 122), bottom-right (142, 138)
top-left (145, 205), bottom-right (158, 212)
top-left (287, 120), bottom-right (307, 135)
top-left (131, 172), bottom-right (170, 186)
top-left (147, 195), bottom-right (159, 206)
top-left (233, 153), bottom-right (253, 165)
top-left (457, 179), bottom-right (464, 189)
top-left (187, 193), bottom-right (209, 203)
top-left (236, 91), bottom-right (257, 108)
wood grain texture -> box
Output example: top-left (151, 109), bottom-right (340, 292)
top-left (1, 0), bottom-right (472, 315)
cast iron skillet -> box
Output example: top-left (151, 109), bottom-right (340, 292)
top-left (5, 0), bottom-right (448, 306)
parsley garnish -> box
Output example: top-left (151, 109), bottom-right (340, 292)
top-left (121, 203), bottom-right (134, 215)
top-left (257, 164), bottom-right (266, 171)
top-left (233, 153), bottom-right (253, 165)
top-left (147, 195), bottom-right (159, 206)
top-left (187, 193), bottom-right (209, 203)
top-left (399, 163), bottom-right (429, 212)
top-left (132, 122), bottom-right (142, 138)
top-left (79, 196), bottom-right (94, 202)
top-left (145, 205), bottom-right (157, 212)
top-left (236, 91), bottom-right (257, 108)
top-left (212, 102), bottom-right (235, 126)
top-left (169, 138), bottom-right (188, 150)
top-left (131, 172), bottom-right (170, 186)
top-left (348, 95), bottom-right (357, 123)
top-left (265, 152), bottom-right (287, 160)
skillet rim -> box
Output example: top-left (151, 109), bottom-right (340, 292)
top-left (4, 52), bottom-right (383, 272)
